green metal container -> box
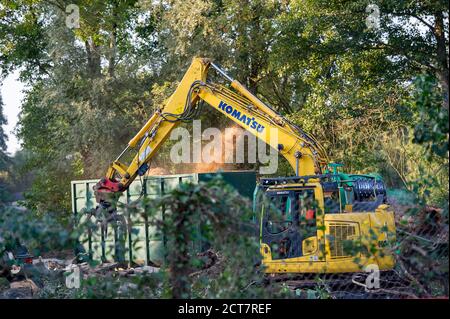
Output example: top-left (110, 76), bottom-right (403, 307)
top-left (71, 171), bottom-right (256, 266)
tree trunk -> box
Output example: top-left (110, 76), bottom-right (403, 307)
top-left (434, 10), bottom-right (449, 109)
top-left (85, 39), bottom-right (101, 78)
top-left (108, 4), bottom-right (118, 78)
top-left (170, 204), bottom-right (192, 299)
top-left (108, 28), bottom-right (117, 77)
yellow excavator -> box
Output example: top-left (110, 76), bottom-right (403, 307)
top-left (93, 57), bottom-right (396, 274)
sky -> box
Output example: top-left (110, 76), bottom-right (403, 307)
top-left (1, 70), bottom-right (25, 156)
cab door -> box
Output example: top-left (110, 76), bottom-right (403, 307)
top-left (261, 190), bottom-right (300, 259)
top-left (260, 188), bottom-right (320, 260)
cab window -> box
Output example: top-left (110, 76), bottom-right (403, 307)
top-left (295, 189), bottom-right (318, 239)
top-left (265, 194), bottom-right (292, 234)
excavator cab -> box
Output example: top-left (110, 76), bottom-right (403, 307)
top-left (255, 175), bottom-right (396, 273)
top-left (259, 186), bottom-right (319, 261)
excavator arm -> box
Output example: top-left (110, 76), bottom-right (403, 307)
top-left (94, 58), bottom-right (329, 205)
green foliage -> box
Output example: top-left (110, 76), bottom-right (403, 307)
top-left (134, 177), bottom-right (287, 298)
top-left (62, 177), bottom-right (288, 299)
top-left (2, 0), bottom-right (159, 213)
top-left (153, 178), bottom-right (274, 298)
top-left (395, 202), bottom-right (449, 297)
top-left (0, 93), bottom-right (6, 152)
top-left (0, 0), bottom-right (50, 81)
top-left (390, 73), bottom-right (449, 296)
top-left (1, 0), bottom-right (447, 212)
top-left (412, 74), bottom-right (449, 159)
top-left (0, 176), bottom-right (446, 299)
top-left (0, 92), bottom-right (9, 203)
top-left (0, 206), bottom-right (73, 256)
top-left (0, 2), bottom-right (448, 297)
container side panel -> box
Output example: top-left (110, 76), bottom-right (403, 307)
top-left (72, 172), bottom-right (254, 265)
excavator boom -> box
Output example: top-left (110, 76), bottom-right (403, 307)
top-left (94, 58), bottom-right (328, 204)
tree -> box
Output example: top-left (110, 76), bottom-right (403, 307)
top-left (1, 0), bottom-right (448, 212)
top-left (0, 92), bottom-right (7, 157)
top-left (2, 0), bottom-right (160, 212)
top-left (1, 91), bottom-right (9, 203)
top-left (268, 1), bottom-right (448, 181)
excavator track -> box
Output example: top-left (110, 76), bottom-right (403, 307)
top-left (263, 271), bottom-right (415, 299)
